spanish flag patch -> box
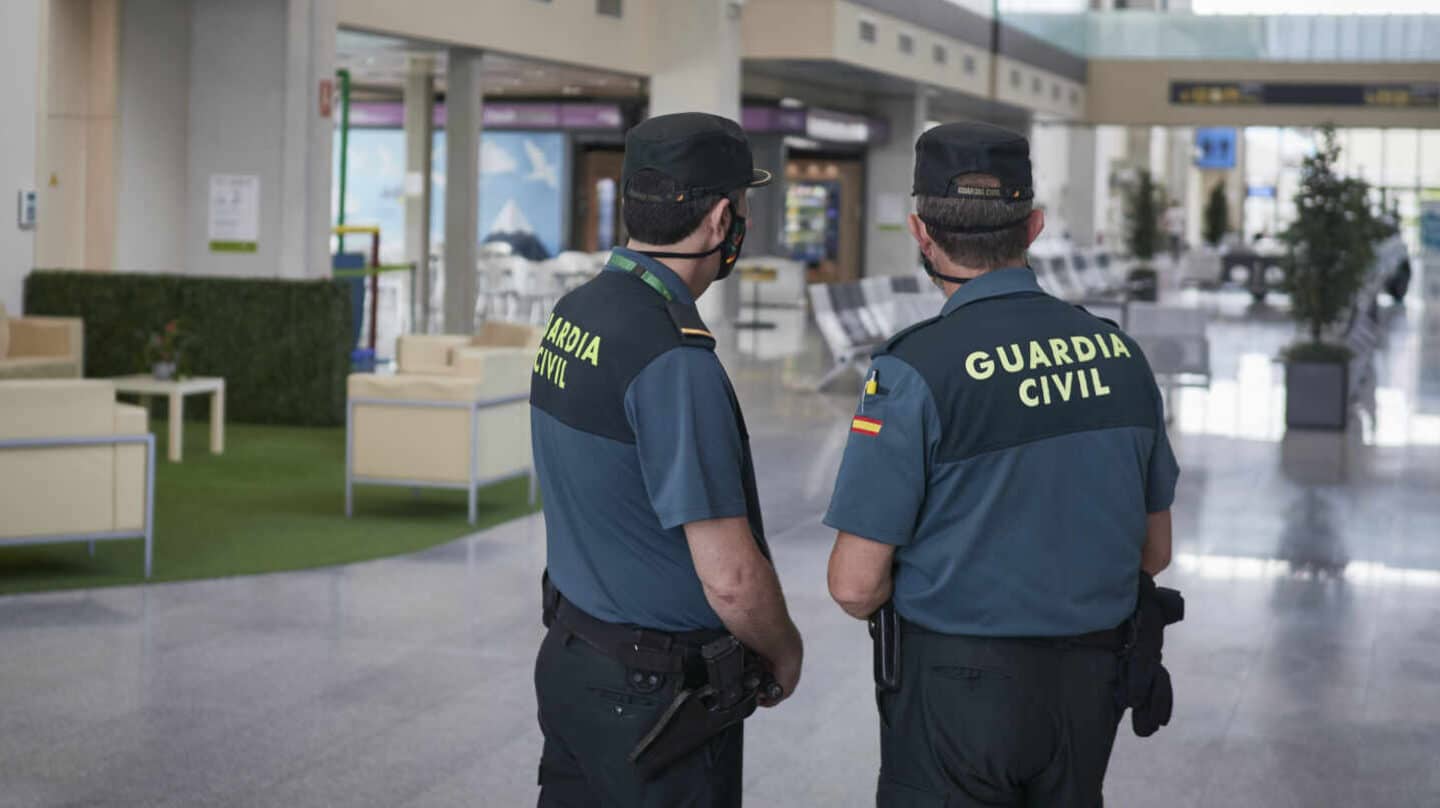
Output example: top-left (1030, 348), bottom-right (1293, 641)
top-left (851, 416), bottom-right (883, 436)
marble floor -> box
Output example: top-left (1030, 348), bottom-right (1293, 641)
top-left (3, 288), bottom-right (1440, 807)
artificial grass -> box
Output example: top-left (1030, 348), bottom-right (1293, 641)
top-left (0, 422), bottom-right (536, 596)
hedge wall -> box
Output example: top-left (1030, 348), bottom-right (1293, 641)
top-left (24, 271), bottom-right (353, 426)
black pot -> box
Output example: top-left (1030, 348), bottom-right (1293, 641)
top-left (1284, 359), bottom-right (1348, 430)
top-left (1127, 267), bottom-right (1158, 302)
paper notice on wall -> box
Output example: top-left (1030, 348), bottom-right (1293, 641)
top-left (876, 193), bottom-right (908, 232)
top-left (208, 175), bottom-right (260, 253)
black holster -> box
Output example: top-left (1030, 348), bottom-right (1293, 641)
top-left (869, 601), bottom-right (901, 693)
top-left (1115, 572), bottom-right (1185, 737)
top-left (627, 636), bottom-right (779, 781)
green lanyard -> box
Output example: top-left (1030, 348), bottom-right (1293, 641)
top-left (606, 252), bottom-right (673, 302)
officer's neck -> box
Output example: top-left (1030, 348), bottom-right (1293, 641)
top-left (626, 239), bottom-right (716, 300)
top-left (932, 256), bottom-right (996, 298)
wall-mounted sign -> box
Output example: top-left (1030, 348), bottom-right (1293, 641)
top-left (1247, 185), bottom-right (1277, 199)
top-left (1194, 127), bottom-right (1237, 169)
top-left (319, 78), bottom-right (334, 119)
top-left (208, 175), bottom-right (260, 253)
top-left (347, 101), bottom-right (625, 131)
top-left (1172, 81), bottom-right (1440, 108)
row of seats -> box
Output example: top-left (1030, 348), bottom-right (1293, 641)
top-left (807, 272), bottom-right (945, 390)
top-left (1029, 246), bottom-right (1136, 302)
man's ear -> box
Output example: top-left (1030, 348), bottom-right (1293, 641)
top-left (1025, 208), bottom-right (1045, 247)
top-left (707, 197), bottom-right (733, 242)
top-left (907, 213), bottom-right (933, 257)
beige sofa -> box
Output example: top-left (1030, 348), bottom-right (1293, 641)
top-left (0, 302), bottom-right (84, 379)
top-left (0, 379), bottom-right (155, 576)
top-left (346, 322), bottom-right (542, 523)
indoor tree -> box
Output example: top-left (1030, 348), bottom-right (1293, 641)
top-left (1202, 182), bottom-right (1229, 248)
top-left (1125, 169), bottom-right (1162, 265)
top-left (1279, 125), bottom-right (1388, 361)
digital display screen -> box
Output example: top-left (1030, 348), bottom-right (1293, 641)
top-left (1171, 82), bottom-right (1440, 108)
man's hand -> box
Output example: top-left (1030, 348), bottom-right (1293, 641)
top-left (685, 517), bottom-right (804, 706)
top-left (759, 643), bottom-right (802, 708)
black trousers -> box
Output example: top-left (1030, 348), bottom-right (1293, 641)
top-left (876, 630), bottom-right (1122, 808)
top-left (534, 623), bottom-right (744, 808)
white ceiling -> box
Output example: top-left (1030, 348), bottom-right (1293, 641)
top-left (335, 29), bottom-right (646, 99)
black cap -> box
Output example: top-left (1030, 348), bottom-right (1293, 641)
top-left (622, 112), bottom-right (772, 203)
top-left (912, 122), bottom-right (1033, 202)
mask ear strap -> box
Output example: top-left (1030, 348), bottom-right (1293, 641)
top-left (638, 242), bottom-right (723, 261)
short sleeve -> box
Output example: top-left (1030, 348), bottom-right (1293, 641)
top-left (822, 356), bottom-right (938, 545)
top-left (1146, 389), bottom-right (1180, 513)
top-left (624, 347), bottom-right (748, 530)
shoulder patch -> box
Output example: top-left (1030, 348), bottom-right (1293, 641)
top-left (665, 301), bottom-right (717, 351)
top-left (874, 315), bottom-right (942, 358)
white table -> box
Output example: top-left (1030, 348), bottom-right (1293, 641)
top-left (111, 375), bottom-right (225, 462)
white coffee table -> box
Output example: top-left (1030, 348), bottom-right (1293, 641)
top-left (111, 375), bottom-right (225, 462)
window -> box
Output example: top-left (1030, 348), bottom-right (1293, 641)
top-left (596, 0), bottom-right (620, 17)
top-left (1010, 69), bottom-right (1021, 88)
top-left (1051, 83), bottom-right (1060, 101)
top-left (898, 33), bottom-right (914, 54)
top-left (1032, 76), bottom-right (1043, 94)
top-left (1070, 88), bottom-right (1079, 106)
top-left (933, 44), bottom-right (947, 64)
top-left (859, 20), bottom-right (876, 43)
top-left (963, 54), bottom-right (976, 74)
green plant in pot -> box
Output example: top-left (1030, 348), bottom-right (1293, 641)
top-left (1278, 125), bottom-right (1388, 431)
top-left (1202, 181), bottom-right (1229, 249)
top-left (144, 319), bottom-right (189, 381)
top-left (1124, 168), bottom-right (1162, 301)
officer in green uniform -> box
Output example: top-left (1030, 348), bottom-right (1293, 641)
top-left (530, 112), bottom-right (804, 807)
top-left (825, 123), bottom-right (1180, 807)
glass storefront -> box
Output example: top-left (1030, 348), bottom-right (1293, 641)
top-left (1241, 126), bottom-right (1440, 256)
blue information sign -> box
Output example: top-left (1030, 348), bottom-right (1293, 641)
top-left (1195, 128), bottom-right (1238, 170)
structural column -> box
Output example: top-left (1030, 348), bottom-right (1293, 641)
top-left (648, 0), bottom-right (742, 325)
top-left (403, 55), bottom-right (435, 332)
top-left (443, 48), bottom-right (482, 335)
top-left (745, 133), bottom-right (788, 260)
top-left (864, 90), bottom-right (929, 277)
top-left (1064, 125), bottom-right (1098, 246)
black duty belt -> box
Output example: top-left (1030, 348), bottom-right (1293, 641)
top-left (543, 577), bottom-right (725, 673)
top-left (902, 619), bottom-right (1130, 653)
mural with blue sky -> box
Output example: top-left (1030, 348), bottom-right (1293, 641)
top-left (331, 130), bottom-right (567, 264)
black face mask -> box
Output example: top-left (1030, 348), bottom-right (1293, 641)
top-left (637, 210), bottom-right (748, 281)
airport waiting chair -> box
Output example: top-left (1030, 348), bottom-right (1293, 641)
top-left (809, 282), bottom-right (889, 391)
top-left (1124, 302), bottom-right (1212, 418)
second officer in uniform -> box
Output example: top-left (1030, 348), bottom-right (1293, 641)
top-left (530, 112), bottom-right (804, 807)
top-left (825, 123), bottom-right (1181, 807)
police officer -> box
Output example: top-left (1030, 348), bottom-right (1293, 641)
top-left (824, 122), bottom-right (1180, 807)
top-left (530, 112), bottom-right (804, 807)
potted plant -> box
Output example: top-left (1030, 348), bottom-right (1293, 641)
top-left (144, 319), bottom-right (188, 380)
top-left (1202, 181), bottom-right (1229, 249)
top-left (1278, 126), bottom-right (1388, 431)
top-left (1124, 169), bottom-right (1162, 301)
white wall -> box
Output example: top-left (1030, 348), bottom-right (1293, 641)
top-left (865, 92), bottom-right (928, 277)
top-left (0, 0), bottom-right (42, 313)
top-left (115, 0), bottom-right (190, 272)
top-left (185, 0), bottom-right (289, 277)
top-left (182, 0), bottom-right (334, 279)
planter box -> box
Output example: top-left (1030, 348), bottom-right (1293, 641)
top-left (1285, 359), bottom-right (1348, 430)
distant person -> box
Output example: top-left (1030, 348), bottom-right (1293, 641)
top-left (824, 122), bottom-right (1184, 807)
top-left (530, 112), bottom-right (803, 806)
top-left (1164, 200), bottom-right (1185, 262)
